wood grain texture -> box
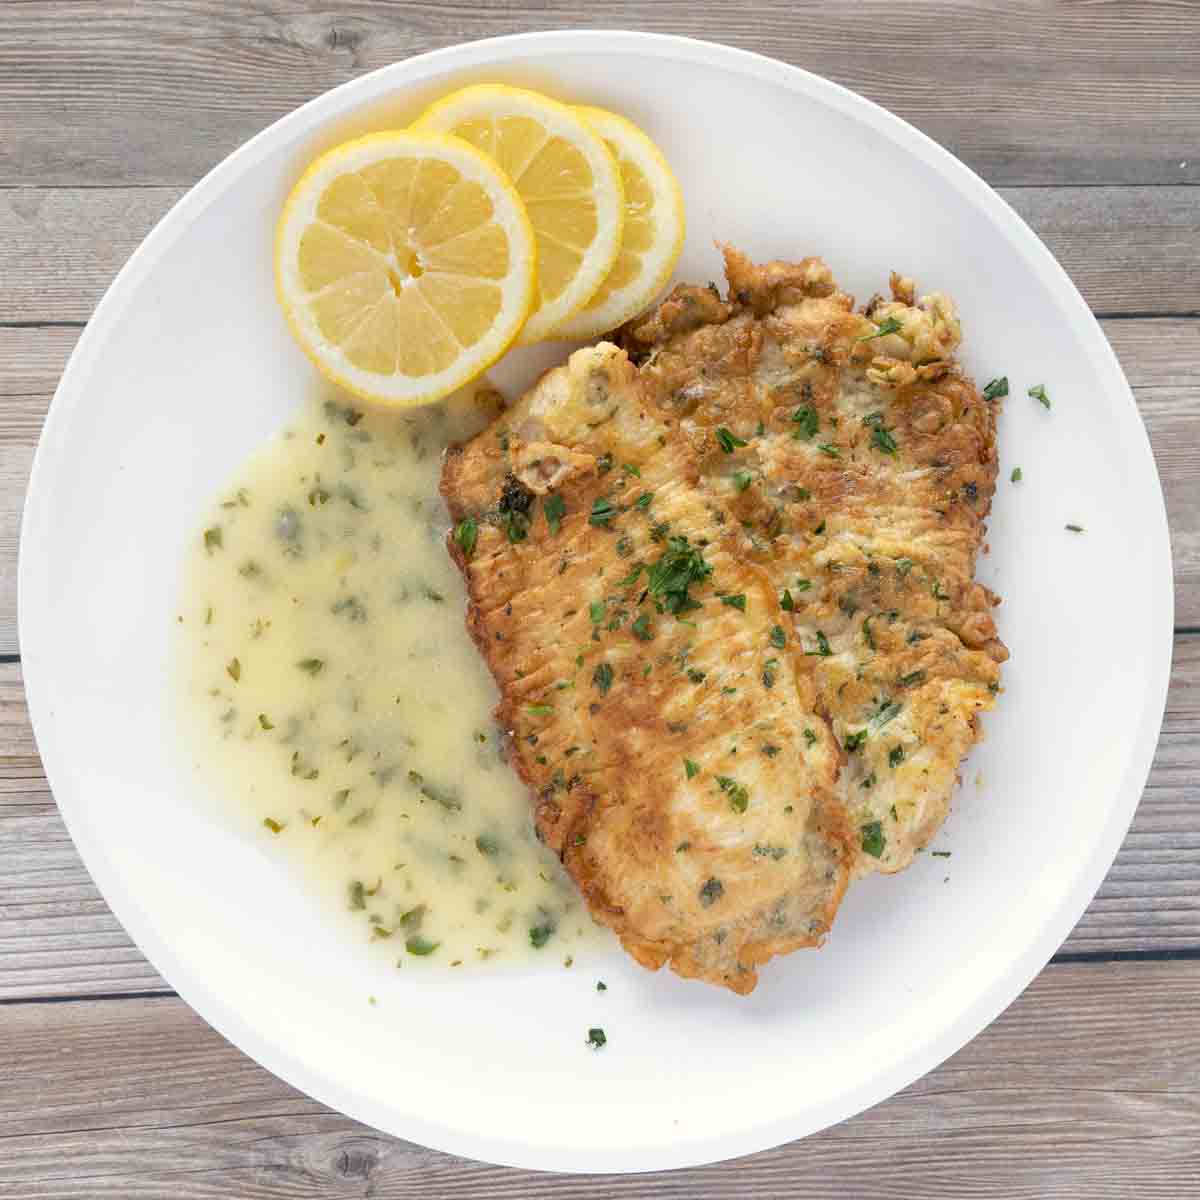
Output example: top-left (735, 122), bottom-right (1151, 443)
top-left (1, 634), bottom-right (1197, 1000)
top-left (3, 1), bottom-right (1199, 188)
top-left (3, 3), bottom-right (1199, 1185)
top-left (4, 185), bottom-right (1199, 326)
top-left (2, 961), bottom-right (1197, 1197)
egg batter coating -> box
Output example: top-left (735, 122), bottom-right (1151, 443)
top-left (620, 248), bottom-right (1007, 873)
top-left (442, 342), bottom-right (854, 993)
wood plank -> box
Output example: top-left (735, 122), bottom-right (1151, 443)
top-left (3, 1), bottom-right (1199, 188)
top-left (1, 634), bottom-right (1196, 1001)
top-left (1, 961), bottom-right (1196, 1196)
top-left (4, 181), bottom-right (1199, 325)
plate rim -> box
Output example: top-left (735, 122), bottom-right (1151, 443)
top-left (17, 28), bottom-right (1175, 1173)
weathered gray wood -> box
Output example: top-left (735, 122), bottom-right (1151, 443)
top-left (1, 634), bottom-right (1196, 1000)
top-left (4, 185), bottom-right (1198, 326)
top-left (3, 1), bottom-right (1199, 188)
top-left (2, 8), bottom-right (1199, 1186)
top-left (1, 962), bottom-right (1196, 1197)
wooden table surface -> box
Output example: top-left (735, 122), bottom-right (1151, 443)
top-left (3, 3), bottom-right (1198, 1196)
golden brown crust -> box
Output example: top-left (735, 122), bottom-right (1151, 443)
top-left (620, 249), bottom-right (1005, 873)
top-left (442, 343), bottom-right (853, 993)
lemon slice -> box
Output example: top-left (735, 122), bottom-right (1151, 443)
top-left (414, 85), bottom-right (624, 343)
top-left (553, 108), bottom-right (686, 340)
top-left (275, 130), bottom-right (535, 406)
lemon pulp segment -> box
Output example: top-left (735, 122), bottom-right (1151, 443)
top-left (275, 130), bottom-right (535, 405)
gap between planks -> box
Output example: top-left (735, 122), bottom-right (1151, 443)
top-left (0, 962), bottom-right (1196, 1198)
top-left (3, 184), bottom-right (1198, 323)
top-left (4, 0), bottom-right (1200, 187)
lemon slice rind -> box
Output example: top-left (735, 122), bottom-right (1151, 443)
top-left (553, 106), bottom-right (686, 341)
top-left (414, 84), bottom-right (624, 344)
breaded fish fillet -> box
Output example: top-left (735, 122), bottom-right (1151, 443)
top-left (442, 343), bottom-right (853, 993)
top-left (621, 248), bottom-right (1007, 874)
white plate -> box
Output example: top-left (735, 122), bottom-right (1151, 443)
top-left (19, 31), bottom-right (1172, 1173)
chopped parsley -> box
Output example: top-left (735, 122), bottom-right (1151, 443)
top-left (720, 593), bottom-right (747, 611)
top-left (502, 511), bottom-right (529, 543)
top-left (861, 821), bottom-right (886, 858)
top-left (589, 497), bottom-right (618, 527)
top-left (769, 625), bottom-right (787, 649)
top-left (871, 699), bottom-right (903, 730)
top-left (715, 427), bottom-right (748, 454)
top-left (844, 729), bottom-right (867, 752)
top-left (1029, 383), bottom-right (1051, 409)
top-left (795, 579), bottom-right (812, 592)
top-left (733, 469), bottom-right (753, 492)
top-left (683, 758), bottom-right (700, 779)
top-left (405, 935), bottom-right (440, 956)
top-left (646, 535), bottom-right (712, 616)
top-left (982, 377), bottom-right (1009, 402)
top-left (586, 1027), bottom-right (607, 1049)
top-left (781, 589), bottom-right (795, 611)
top-left (858, 315), bottom-right (903, 341)
top-left (803, 728), bottom-right (818, 746)
top-left (631, 613), bottom-right (654, 641)
top-left (717, 776), bottom-right (749, 813)
top-left (622, 463), bottom-right (641, 477)
top-left (698, 877), bottom-right (725, 907)
top-left (634, 491), bottom-right (654, 510)
top-left (589, 599), bottom-right (605, 624)
top-left (817, 443), bottom-right (841, 458)
top-left (808, 631), bottom-right (832, 657)
top-left (262, 817), bottom-right (285, 833)
top-left (529, 922), bottom-right (555, 949)
top-left (596, 452), bottom-right (614, 475)
top-left (899, 669), bottom-right (927, 687)
top-left (203, 527), bottom-right (223, 552)
top-left (453, 518), bottom-right (478, 558)
top-left (752, 844), bottom-right (787, 861)
top-left (889, 745), bottom-right (905, 767)
top-left (871, 426), bottom-right (898, 455)
top-left (527, 703), bottom-right (553, 716)
top-left (1011, 467), bottom-right (1023, 483)
top-left (296, 657), bottom-right (324, 676)
top-left (791, 405), bottom-right (819, 440)
top-left (596, 980), bottom-right (608, 991)
top-left (544, 493), bottom-right (566, 535)
top-left (497, 474), bottom-right (533, 542)
top-left (226, 658), bottom-right (241, 682)
top-left (618, 563), bottom-right (643, 587)
top-left (1065, 523), bottom-right (1085, 533)
top-left (257, 713), bottom-right (274, 730)
top-left (592, 662), bottom-right (614, 695)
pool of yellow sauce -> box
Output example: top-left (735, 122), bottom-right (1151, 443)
top-left (176, 388), bottom-right (611, 970)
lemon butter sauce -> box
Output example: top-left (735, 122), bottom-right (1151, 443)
top-left (176, 387), bottom-right (611, 969)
